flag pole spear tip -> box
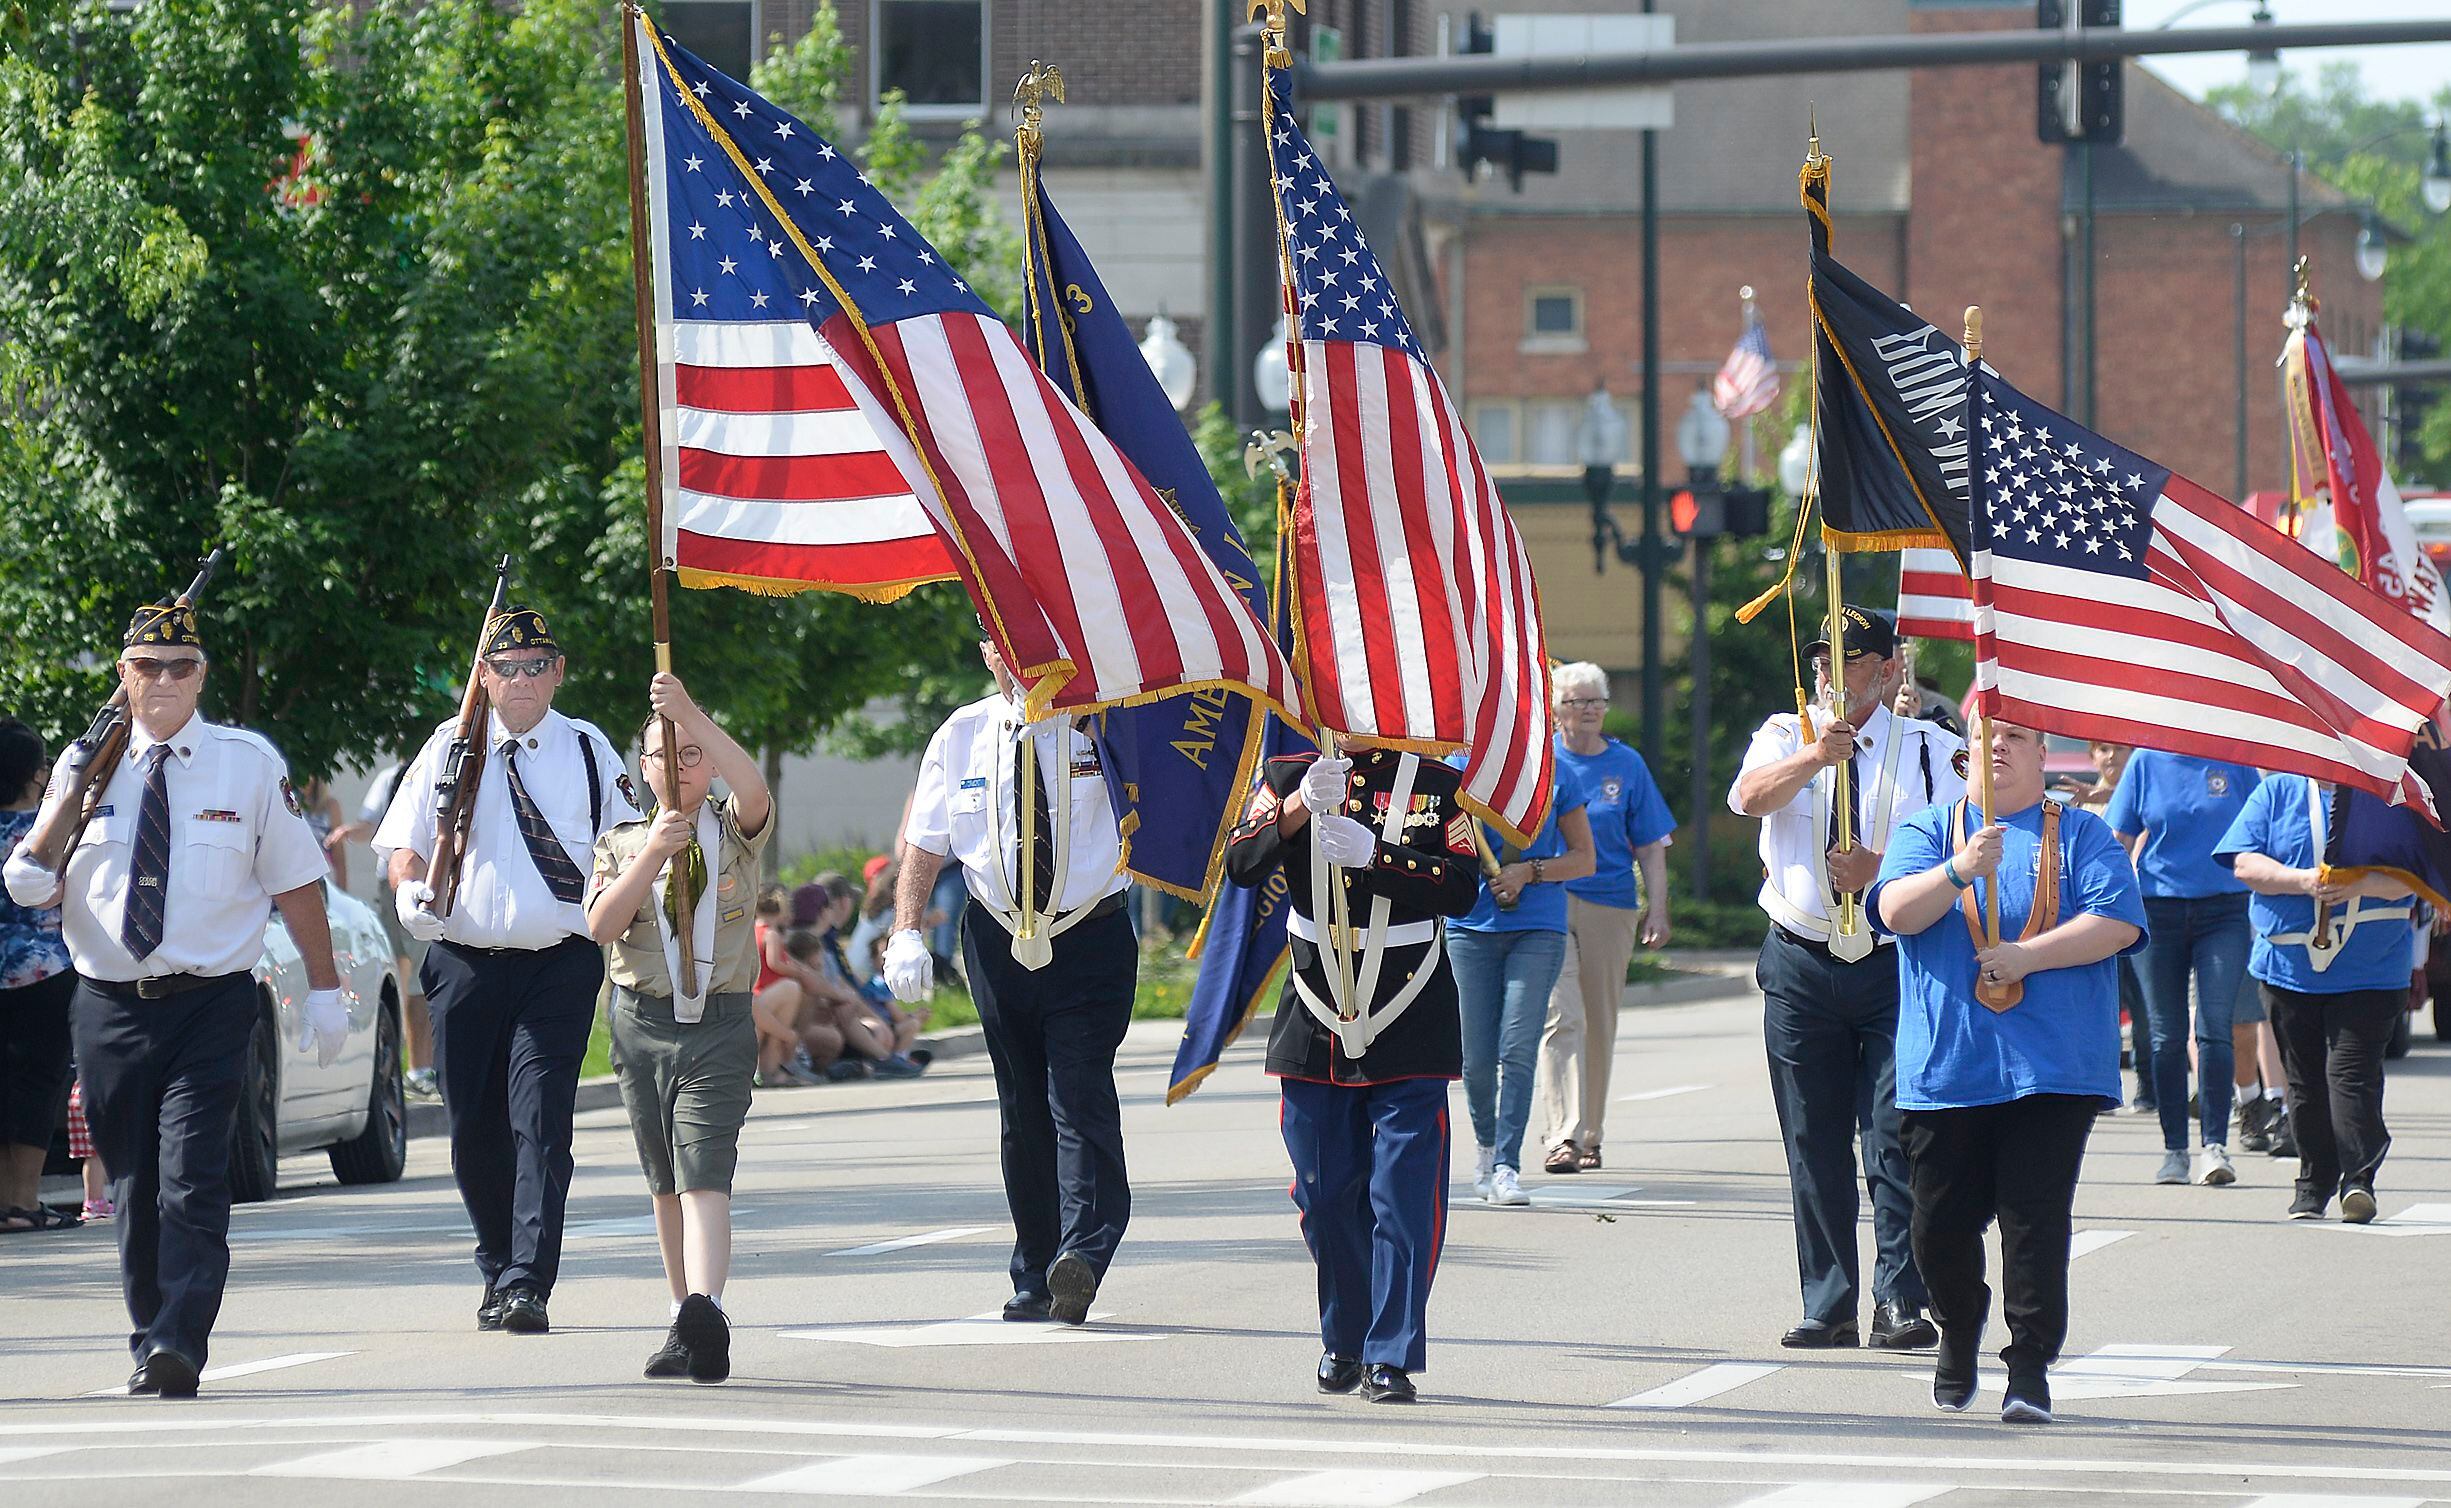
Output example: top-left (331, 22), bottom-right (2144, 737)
top-left (1962, 306), bottom-right (1984, 361)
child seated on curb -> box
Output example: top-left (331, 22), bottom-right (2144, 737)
top-left (587, 671), bottom-right (771, 1384)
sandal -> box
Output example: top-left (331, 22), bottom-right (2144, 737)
top-left (0, 1208), bottom-right (37, 1234)
top-left (1543, 1142), bottom-right (1582, 1175)
top-left (2, 1205), bottom-right (81, 1232)
top-left (1577, 1146), bottom-right (1602, 1171)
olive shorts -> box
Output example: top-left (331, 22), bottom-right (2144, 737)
top-left (611, 987), bottom-right (756, 1196)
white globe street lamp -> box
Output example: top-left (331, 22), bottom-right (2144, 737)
top-left (1676, 389), bottom-right (1731, 478)
top-left (1253, 314), bottom-right (1293, 414)
top-left (1777, 421), bottom-right (1817, 500)
top-left (1139, 311), bottom-right (1197, 412)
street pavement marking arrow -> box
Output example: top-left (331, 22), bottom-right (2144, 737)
top-left (2303, 1202), bottom-right (2451, 1237)
top-left (779, 1311), bottom-right (1168, 1348)
top-left (1977, 1344), bottom-right (2295, 1402)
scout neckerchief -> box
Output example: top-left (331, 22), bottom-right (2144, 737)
top-left (980, 707), bottom-right (1087, 972)
top-left (1776, 708), bottom-right (1910, 961)
top-left (1293, 752), bottom-right (1442, 1060)
top-left (2277, 780), bottom-right (2409, 973)
top-left (1952, 798), bottom-right (2063, 1014)
top-left (649, 800), bottom-right (722, 1022)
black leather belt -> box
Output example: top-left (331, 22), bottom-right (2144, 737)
top-left (93, 971), bottom-right (251, 1001)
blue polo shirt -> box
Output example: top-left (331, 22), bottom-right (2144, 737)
top-left (1557, 736), bottom-right (1676, 911)
top-left (2102, 750), bottom-right (2259, 899)
top-left (1453, 757), bottom-right (1589, 934)
top-left (2213, 774), bottom-right (2416, 994)
top-left (1868, 798), bottom-right (2146, 1110)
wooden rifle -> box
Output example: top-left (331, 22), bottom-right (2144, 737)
top-left (424, 556), bottom-right (514, 917)
top-left (27, 548), bottom-right (224, 874)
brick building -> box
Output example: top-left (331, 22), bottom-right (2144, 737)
top-left (668, 0), bottom-right (2391, 670)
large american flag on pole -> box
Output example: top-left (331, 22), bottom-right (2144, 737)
top-left (1264, 67), bottom-right (1554, 842)
top-left (634, 19), bottom-right (1296, 719)
top-left (1896, 546), bottom-right (1974, 641)
top-left (1712, 309), bottom-right (1781, 421)
top-left (1970, 366), bottom-right (2451, 811)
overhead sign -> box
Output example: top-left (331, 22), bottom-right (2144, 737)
top-left (1493, 14), bottom-right (1674, 131)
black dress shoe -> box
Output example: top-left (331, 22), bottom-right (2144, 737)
top-left (478, 1288), bottom-right (508, 1332)
top-left (1869, 1300), bottom-right (1938, 1350)
top-left (1002, 1291), bottom-right (1053, 1322)
top-left (677, 1293), bottom-right (730, 1383)
top-left (132, 1349), bottom-right (200, 1399)
top-left (1316, 1353), bottom-right (1365, 1394)
top-left (1048, 1251), bottom-right (1099, 1326)
top-left (499, 1286), bottom-right (550, 1334)
top-left (1361, 1364), bottom-right (1417, 1403)
top-left (1931, 1327), bottom-right (1980, 1412)
top-left (1779, 1318), bottom-right (1859, 1349)
top-left (643, 1324), bottom-right (691, 1378)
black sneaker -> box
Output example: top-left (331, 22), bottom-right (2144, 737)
top-left (677, 1293), bottom-right (730, 1382)
top-left (2287, 1192), bottom-right (2328, 1221)
top-left (2001, 1371), bottom-right (2053, 1423)
top-left (2236, 1097), bottom-right (2273, 1154)
top-left (2268, 1116), bottom-right (2298, 1160)
top-left (2340, 1186), bottom-right (2378, 1225)
top-left (644, 1323), bottom-right (691, 1378)
top-left (1932, 1328), bottom-right (1980, 1412)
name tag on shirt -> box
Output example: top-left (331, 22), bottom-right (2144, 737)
top-left (959, 777), bottom-right (987, 791)
top-left (90, 805), bottom-right (113, 819)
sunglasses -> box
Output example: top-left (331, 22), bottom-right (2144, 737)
top-left (122, 657), bottom-right (204, 682)
top-left (483, 655), bottom-right (561, 680)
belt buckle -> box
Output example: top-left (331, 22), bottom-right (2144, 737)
top-left (135, 976), bottom-right (172, 1000)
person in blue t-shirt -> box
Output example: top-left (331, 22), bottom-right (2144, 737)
top-left (1870, 718), bottom-right (2145, 1425)
top-left (2213, 775), bottom-right (2416, 1225)
top-left (2103, 750), bottom-right (2260, 1187)
top-left (1447, 753), bottom-right (1593, 1207)
top-left (1535, 664), bottom-right (1675, 1176)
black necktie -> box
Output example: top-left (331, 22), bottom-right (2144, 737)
top-left (121, 745), bottom-right (172, 960)
top-left (1013, 732), bottom-right (1058, 911)
top-left (502, 740), bottom-right (586, 905)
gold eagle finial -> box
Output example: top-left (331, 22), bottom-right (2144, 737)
top-left (1013, 59), bottom-right (1066, 159)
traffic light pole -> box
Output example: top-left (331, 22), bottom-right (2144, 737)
top-left (1685, 484), bottom-right (1714, 906)
top-left (1638, 0), bottom-right (1663, 774)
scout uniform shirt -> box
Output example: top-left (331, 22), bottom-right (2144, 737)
top-left (7, 714), bottom-right (329, 982)
top-left (1729, 704), bottom-right (1967, 946)
top-left (593, 792), bottom-right (769, 1000)
top-left (374, 708), bottom-right (643, 951)
top-left (905, 694), bottom-right (1126, 926)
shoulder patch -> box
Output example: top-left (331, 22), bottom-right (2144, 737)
top-left (615, 770), bottom-right (640, 810)
top-left (281, 777), bottom-right (304, 817)
top-left (1951, 749), bottom-right (1970, 779)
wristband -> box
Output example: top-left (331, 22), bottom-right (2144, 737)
top-left (1943, 858), bottom-right (1971, 890)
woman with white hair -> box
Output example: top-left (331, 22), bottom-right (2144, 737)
top-left (1535, 664), bottom-right (1675, 1174)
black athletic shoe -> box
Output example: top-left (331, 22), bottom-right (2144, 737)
top-left (677, 1293), bottom-right (730, 1383)
top-left (2001, 1370), bottom-right (2053, 1424)
top-left (644, 1324), bottom-right (691, 1378)
top-left (1931, 1328), bottom-right (1980, 1412)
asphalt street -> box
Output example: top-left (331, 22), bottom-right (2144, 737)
top-left (7, 979), bottom-right (2451, 1507)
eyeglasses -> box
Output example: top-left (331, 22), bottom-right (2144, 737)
top-left (1559, 697), bottom-right (1609, 710)
top-left (483, 655), bottom-right (561, 680)
top-left (641, 745), bottom-right (705, 768)
top-left (122, 657), bottom-right (203, 682)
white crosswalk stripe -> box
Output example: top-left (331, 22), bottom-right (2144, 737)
top-left (249, 1440), bottom-right (536, 1479)
top-left (1731, 1485), bottom-right (1949, 1507)
top-left (736, 1453), bottom-right (1013, 1495)
top-left (1231, 1468), bottom-right (1483, 1506)
top-left (1609, 1362), bottom-right (1785, 1409)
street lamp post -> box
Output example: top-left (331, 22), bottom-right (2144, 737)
top-left (1140, 311), bottom-right (1198, 412)
top-left (1677, 389), bottom-right (1731, 903)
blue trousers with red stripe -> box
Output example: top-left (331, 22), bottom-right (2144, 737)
top-left (1279, 1075), bottom-right (1451, 1373)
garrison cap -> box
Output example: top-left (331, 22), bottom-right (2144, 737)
top-left (124, 598), bottom-right (204, 651)
top-left (481, 605), bottom-right (558, 657)
top-left (1805, 605), bottom-right (1898, 662)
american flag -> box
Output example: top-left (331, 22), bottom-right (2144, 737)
top-left (1713, 311), bottom-right (1781, 421)
top-left (634, 20), bottom-right (1295, 717)
top-left (1970, 367), bottom-right (2451, 811)
top-left (1265, 68), bottom-right (1554, 842)
top-left (1896, 547), bottom-right (1973, 642)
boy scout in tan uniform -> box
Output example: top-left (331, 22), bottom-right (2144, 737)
top-left (587, 671), bottom-right (772, 1386)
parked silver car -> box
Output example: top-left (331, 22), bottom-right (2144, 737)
top-left (231, 878), bottom-right (408, 1201)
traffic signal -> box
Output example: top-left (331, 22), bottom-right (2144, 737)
top-left (2036, 0), bottom-right (2123, 147)
top-left (1452, 12), bottom-right (1560, 192)
top-left (1666, 485), bottom-right (1772, 541)
top-left (1722, 485), bottom-right (1771, 538)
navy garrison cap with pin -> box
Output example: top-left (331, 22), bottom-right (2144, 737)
top-left (481, 606), bottom-right (558, 656)
top-left (124, 598), bottom-right (203, 650)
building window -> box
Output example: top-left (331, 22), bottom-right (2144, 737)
top-left (1470, 401), bottom-right (1519, 466)
top-left (1523, 287), bottom-right (1585, 353)
top-left (1523, 399), bottom-right (1584, 466)
top-left (664, 1), bottom-right (758, 81)
top-left (873, 0), bottom-right (987, 117)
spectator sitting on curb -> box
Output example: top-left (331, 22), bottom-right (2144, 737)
top-left (791, 879), bottom-right (924, 1079)
top-left (751, 886), bottom-right (840, 1088)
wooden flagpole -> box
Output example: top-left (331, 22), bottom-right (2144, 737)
top-left (621, 4), bottom-right (696, 987)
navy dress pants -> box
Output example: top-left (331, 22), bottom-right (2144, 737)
top-left (1279, 1074), bottom-right (1451, 1373)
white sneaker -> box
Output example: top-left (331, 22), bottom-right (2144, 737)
top-left (1489, 1165), bottom-right (1530, 1206)
top-left (2154, 1149), bottom-right (2190, 1185)
top-left (1472, 1146), bottom-right (1496, 1202)
top-left (2195, 1144), bottom-right (2237, 1186)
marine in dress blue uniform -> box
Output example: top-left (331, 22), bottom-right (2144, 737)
top-left (4, 597), bottom-right (347, 1398)
top-left (1223, 746), bottom-right (1482, 1404)
top-left (374, 607), bottom-right (641, 1334)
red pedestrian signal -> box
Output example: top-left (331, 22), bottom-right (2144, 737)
top-left (1669, 489), bottom-right (1699, 536)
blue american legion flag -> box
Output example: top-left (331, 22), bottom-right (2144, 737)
top-left (1018, 168), bottom-right (1267, 902)
top-left (1969, 367), bottom-right (2451, 811)
top-left (631, 18), bottom-right (1295, 720)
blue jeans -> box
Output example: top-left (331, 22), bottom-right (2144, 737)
top-left (2138, 893), bottom-right (2252, 1151)
top-left (1449, 928), bottom-right (1567, 1170)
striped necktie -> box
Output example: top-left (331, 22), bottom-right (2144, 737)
top-left (121, 745), bottom-right (172, 960)
top-left (501, 740), bottom-right (587, 904)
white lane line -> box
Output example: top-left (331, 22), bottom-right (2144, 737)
top-left (779, 1311), bottom-right (1167, 1348)
top-left (2069, 1229), bottom-right (2135, 1260)
top-left (2242, 1498), bottom-right (2427, 1508)
top-left (738, 1453), bottom-right (1011, 1495)
top-left (1734, 1487), bottom-right (1948, 1508)
top-left (251, 1440), bottom-right (535, 1479)
top-left (1616, 1083), bottom-right (1712, 1102)
top-left (79, 1351), bottom-right (354, 1398)
top-left (0, 1447), bottom-right (75, 1466)
top-left (825, 1226), bottom-right (996, 1258)
top-left (1977, 1343), bottom-right (2292, 1402)
top-left (1232, 1469), bottom-right (1483, 1506)
top-left (1609, 1362), bottom-right (1784, 1409)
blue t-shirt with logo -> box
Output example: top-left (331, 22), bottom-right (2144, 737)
top-left (2103, 750), bottom-right (2259, 899)
top-left (2213, 773), bottom-right (2416, 994)
top-left (1453, 757), bottom-right (1589, 934)
top-left (1557, 736), bottom-right (1676, 911)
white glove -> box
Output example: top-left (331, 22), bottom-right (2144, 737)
top-left (1313, 813), bottom-right (1376, 868)
top-left (883, 929), bottom-right (935, 1004)
top-left (396, 879), bottom-right (445, 942)
top-left (299, 987), bottom-right (349, 1069)
top-left (3, 848), bottom-right (60, 908)
top-left (1299, 755), bottom-right (1353, 814)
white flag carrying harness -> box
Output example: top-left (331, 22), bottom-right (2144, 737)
top-left (1290, 753), bottom-right (1442, 1061)
top-left (2269, 781), bottom-right (2409, 973)
top-left (976, 710), bottom-right (1096, 973)
top-left (1759, 719), bottom-right (1910, 963)
top-left (649, 801), bottom-right (723, 1023)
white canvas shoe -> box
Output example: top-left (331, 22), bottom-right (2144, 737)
top-left (2154, 1149), bottom-right (2190, 1185)
top-left (1489, 1165), bottom-right (1530, 1206)
top-left (2195, 1144), bottom-right (2237, 1186)
top-left (1472, 1146), bottom-right (1496, 1202)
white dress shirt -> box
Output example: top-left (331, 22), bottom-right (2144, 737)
top-left (374, 708), bottom-right (641, 951)
top-left (5, 715), bottom-right (328, 983)
top-left (905, 694), bottom-right (1126, 916)
top-left (1728, 704), bottom-right (1968, 938)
